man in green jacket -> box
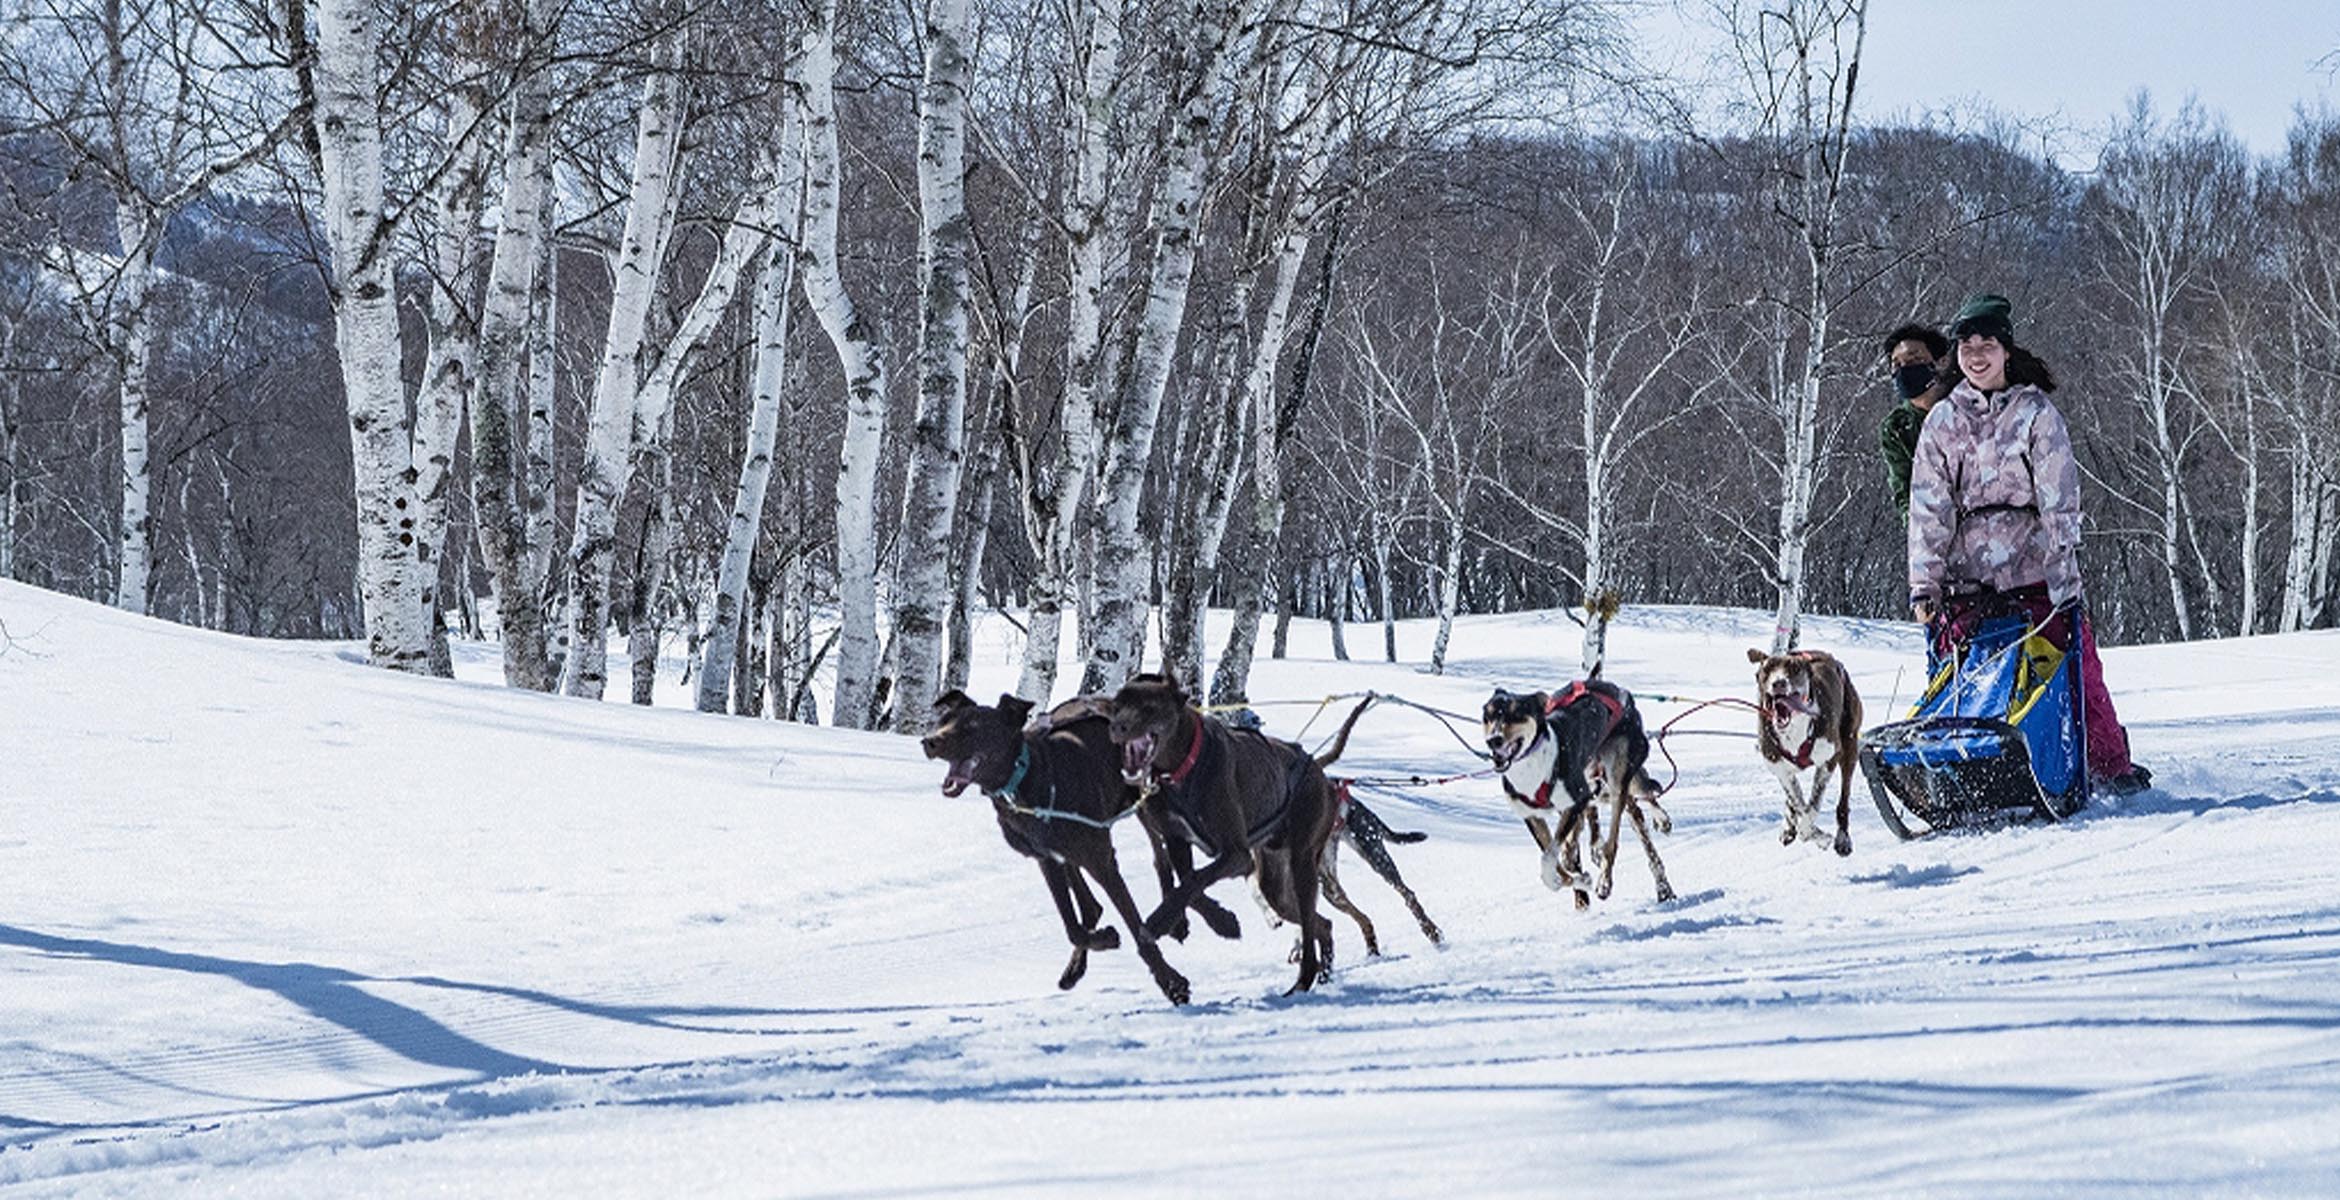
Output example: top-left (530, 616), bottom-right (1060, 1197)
top-left (1879, 321), bottom-right (1955, 519)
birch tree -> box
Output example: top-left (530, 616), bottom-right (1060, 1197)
top-left (1080, 0), bottom-right (1260, 696)
top-left (889, 0), bottom-right (974, 732)
top-left (558, 37), bottom-right (688, 698)
top-left (0, 0), bottom-right (293, 615)
top-left (1004, 0), bottom-right (1120, 706)
top-left (467, 0), bottom-right (564, 690)
top-left (288, 0), bottom-right (432, 670)
top-left (2088, 99), bottom-right (2250, 639)
top-left (698, 104), bottom-right (808, 713)
top-left (794, 0), bottom-right (890, 729)
top-left (1711, 0), bottom-right (1868, 654)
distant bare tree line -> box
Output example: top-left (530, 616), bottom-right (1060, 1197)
top-left (0, 0), bottom-right (2333, 731)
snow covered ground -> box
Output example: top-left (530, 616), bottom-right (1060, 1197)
top-left (3, 578), bottom-right (2339, 1197)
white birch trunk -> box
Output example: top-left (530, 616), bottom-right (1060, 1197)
top-left (313, 0), bottom-right (432, 671)
top-left (796, 5), bottom-right (889, 730)
top-left (890, 0), bottom-right (974, 732)
top-left (1431, 509), bottom-right (1463, 675)
top-left (1209, 102), bottom-right (1334, 703)
top-left (560, 53), bottom-right (686, 698)
top-left (524, 224), bottom-right (559, 602)
top-left (1080, 0), bottom-right (1254, 695)
top-left (1014, 0), bottom-right (1120, 706)
top-left (466, 0), bottom-right (561, 690)
top-left (699, 113), bottom-right (807, 713)
top-left (0, 313), bottom-right (18, 581)
top-left (110, 227), bottom-right (155, 614)
top-left (413, 83), bottom-right (492, 679)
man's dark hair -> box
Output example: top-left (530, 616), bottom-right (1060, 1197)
top-left (1882, 322), bottom-right (1949, 360)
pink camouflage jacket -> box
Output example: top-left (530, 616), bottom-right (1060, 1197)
top-left (1905, 381), bottom-right (2084, 607)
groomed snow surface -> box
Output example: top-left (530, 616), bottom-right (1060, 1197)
top-left (3, 579), bottom-right (2339, 1198)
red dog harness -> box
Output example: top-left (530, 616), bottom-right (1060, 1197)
top-left (1155, 710), bottom-right (1207, 789)
top-left (1505, 681), bottom-right (1628, 811)
top-left (1769, 652), bottom-right (1828, 769)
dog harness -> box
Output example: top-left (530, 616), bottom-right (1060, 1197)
top-left (1770, 653), bottom-right (1828, 769)
top-left (1503, 681), bottom-right (1629, 811)
top-left (985, 741), bottom-right (1142, 830)
top-left (1157, 710), bottom-right (1208, 789)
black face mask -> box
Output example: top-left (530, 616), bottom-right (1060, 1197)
top-left (1892, 362), bottom-right (1937, 400)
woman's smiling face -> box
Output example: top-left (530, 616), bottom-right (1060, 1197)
top-left (1958, 333), bottom-right (2008, 390)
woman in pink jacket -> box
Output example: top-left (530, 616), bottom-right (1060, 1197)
top-left (1906, 293), bottom-right (2151, 796)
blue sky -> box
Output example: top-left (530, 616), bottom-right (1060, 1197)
top-left (1638, 1), bottom-right (2340, 164)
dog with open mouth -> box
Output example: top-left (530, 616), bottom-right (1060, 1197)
top-left (924, 690), bottom-right (1193, 1005)
top-left (1109, 674), bottom-right (1342, 995)
top-left (1746, 647), bottom-right (1863, 855)
top-left (1482, 678), bottom-right (1675, 907)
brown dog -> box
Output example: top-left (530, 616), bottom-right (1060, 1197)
top-left (924, 691), bottom-right (1191, 1005)
top-left (1108, 674), bottom-right (1341, 995)
top-left (1746, 648), bottom-right (1863, 856)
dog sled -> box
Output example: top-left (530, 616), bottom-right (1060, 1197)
top-left (1859, 598), bottom-right (2089, 840)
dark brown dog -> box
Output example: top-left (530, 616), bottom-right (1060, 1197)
top-left (1108, 674), bottom-right (1341, 995)
top-left (924, 690), bottom-right (1190, 1005)
top-left (1746, 647), bottom-right (1863, 856)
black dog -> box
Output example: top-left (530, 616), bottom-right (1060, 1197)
top-left (924, 691), bottom-right (1191, 1005)
top-left (1482, 677), bottom-right (1675, 905)
top-left (1110, 674), bottom-right (1341, 995)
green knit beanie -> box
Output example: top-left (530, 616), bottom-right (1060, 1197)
top-left (1950, 293), bottom-right (2015, 345)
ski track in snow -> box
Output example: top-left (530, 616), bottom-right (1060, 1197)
top-left (2, 580), bottom-right (2339, 1196)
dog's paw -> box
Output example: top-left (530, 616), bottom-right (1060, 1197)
top-left (1540, 853), bottom-right (1566, 892)
top-left (1160, 913), bottom-right (1192, 943)
top-left (1572, 889), bottom-right (1590, 911)
top-left (1198, 904), bottom-right (1242, 940)
top-left (1086, 925), bottom-right (1122, 951)
top-left (1058, 950), bottom-right (1089, 991)
top-left (1142, 907), bottom-right (1182, 940)
top-left (1778, 826), bottom-right (1797, 846)
top-left (1595, 877), bottom-right (1614, 901)
top-left (1833, 830), bottom-right (1852, 857)
top-left (1156, 969), bottom-right (1191, 1007)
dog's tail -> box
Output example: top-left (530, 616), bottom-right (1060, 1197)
top-left (1312, 694), bottom-right (1378, 768)
top-left (1344, 796), bottom-right (1428, 843)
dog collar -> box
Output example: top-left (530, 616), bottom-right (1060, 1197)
top-left (1159, 710), bottom-right (1206, 788)
top-left (986, 743), bottom-right (1033, 804)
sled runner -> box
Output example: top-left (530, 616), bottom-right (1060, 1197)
top-left (1859, 603), bottom-right (2089, 840)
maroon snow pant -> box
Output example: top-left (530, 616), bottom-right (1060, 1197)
top-left (1932, 583), bottom-right (2135, 782)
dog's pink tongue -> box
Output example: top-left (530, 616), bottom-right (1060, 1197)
top-left (1121, 735), bottom-right (1154, 779)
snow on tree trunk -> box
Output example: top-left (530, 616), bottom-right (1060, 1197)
top-left (796, 4), bottom-right (889, 730)
top-left (698, 121), bottom-right (806, 714)
top-left (1080, 0), bottom-right (1253, 696)
top-left (465, 0), bottom-right (560, 691)
top-left (890, 0), bottom-right (974, 733)
top-left (1013, 0), bottom-right (1120, 706)
top-left (559, 53), bottom-right (685, 699)
top-left (310, 0), bottom-right (432, 671)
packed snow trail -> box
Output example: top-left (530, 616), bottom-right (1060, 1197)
top-left (2, 580), bottom-right (2337, 1196)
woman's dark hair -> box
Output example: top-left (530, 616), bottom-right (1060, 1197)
top-left (1882, 322), bottom-right (1949, 360)
top-left (2004, 343), bottom-right (2058, 392)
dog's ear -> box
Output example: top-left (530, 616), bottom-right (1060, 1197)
top-left (933, 689), bottom-right (976, 718)
top-left (1526, 691), bottom-right (1549, 713)
top-left (997, 694), bottom-right (1035, 726)
top-left (1746, 647), bottom-right (1769, 665)
top-left (1586, 663), bottom-right (1603, 683)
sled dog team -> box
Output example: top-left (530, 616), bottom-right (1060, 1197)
top-left (921, 645), bottom-right (1863, 1006)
